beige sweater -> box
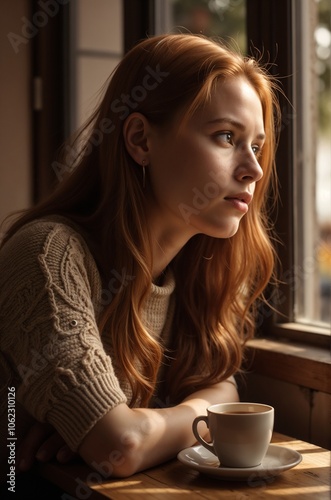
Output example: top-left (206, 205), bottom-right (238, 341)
top-left (0, 218), bottom-right (175, 478)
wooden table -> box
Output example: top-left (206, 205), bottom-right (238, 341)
top-left (38, 433), bottom-right (330, 499)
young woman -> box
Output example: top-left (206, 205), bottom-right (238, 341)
top-left (0, 33), bottom-right (280, 479)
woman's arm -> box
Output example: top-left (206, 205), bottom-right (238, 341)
top-left (79, 379), bottom-right (238, 477)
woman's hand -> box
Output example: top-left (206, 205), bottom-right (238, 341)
top-left (17, 421), bottom-right (76, 472)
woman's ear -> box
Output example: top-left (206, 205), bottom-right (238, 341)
top-left (123, 112), bottom-right (151, 165)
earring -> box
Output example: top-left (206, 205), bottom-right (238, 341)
top-left (141, 160), bottom-right (146, 188)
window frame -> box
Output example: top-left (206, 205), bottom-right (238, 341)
top-left (124, 0), bottom-right (155, 51)
top-left (31, 0), bottom-right (69, 202)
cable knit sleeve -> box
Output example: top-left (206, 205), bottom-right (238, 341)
top-left (0, 219), bottom-right (127, 451)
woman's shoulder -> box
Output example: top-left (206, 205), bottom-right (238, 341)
top-left (1, 215), bottom-right (89, 258)
top-left (0, 216), bottom-right (100, 288)
top-left (0, 216), bottom-right (102, 323)
top-left (7, 215), bottom-right (83, 241)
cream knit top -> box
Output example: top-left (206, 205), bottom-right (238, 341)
top-left (0, 218), bottom-right (176, 477)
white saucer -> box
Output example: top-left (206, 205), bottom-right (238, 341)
top-left (177, 444), bottom-right (302, 481)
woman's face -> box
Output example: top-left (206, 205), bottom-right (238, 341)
top-left (147, 76), bottom-right (265, 239)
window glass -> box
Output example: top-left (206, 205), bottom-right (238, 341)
top-left (316, 0), bottom-right (331, 325)
top-left (166, 0), bottom-right (246, 52)
top-left (295, 0), bottom-right (331, 327)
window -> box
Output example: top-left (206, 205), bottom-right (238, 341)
top-left (314, 0), bottom-right (331, 324)
top-left (292, 0), bottom-right (331, 328)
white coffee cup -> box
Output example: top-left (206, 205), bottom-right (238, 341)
top-left (192, 402), bottom-right (274, 468)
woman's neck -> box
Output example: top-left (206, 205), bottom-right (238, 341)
top-left (149, 216), bottom-right (195, 280)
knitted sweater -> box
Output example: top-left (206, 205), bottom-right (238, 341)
top-left (0, 217), bottom-right (176, 479)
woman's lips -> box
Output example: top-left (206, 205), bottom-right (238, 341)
top-left (224, 197), bottom-right (249, 213)
top-left (224, 192), bottom-right (252, 213)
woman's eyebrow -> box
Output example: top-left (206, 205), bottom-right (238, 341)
top-left (206, 117), bottom-right (266, 140)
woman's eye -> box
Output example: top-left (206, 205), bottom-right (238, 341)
top-left (216, 132), bottom-right (233, 145)
top-left (252, 144), bottom-right (262, 157)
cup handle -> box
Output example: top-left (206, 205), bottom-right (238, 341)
top-left (192, 415), bottom-right (215, 455)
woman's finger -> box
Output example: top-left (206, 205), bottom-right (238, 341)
top-left (17, 422), bottom-right (54, 471)
top-left (56, 445), bottom-right (76, 463)
top-left (35, 431), bottom-right (68, 462)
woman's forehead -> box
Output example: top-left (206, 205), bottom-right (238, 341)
top-left (188, 78), bottom-right (265, 133)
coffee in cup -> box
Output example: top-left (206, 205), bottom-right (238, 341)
top-left (192, 402), bottom-right (274, 468)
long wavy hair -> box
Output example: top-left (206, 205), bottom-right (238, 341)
top-left (2, 34), bottom-right (280, 406)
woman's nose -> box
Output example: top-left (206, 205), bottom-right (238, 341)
top-left (234, 146), bottom-right (263, 183)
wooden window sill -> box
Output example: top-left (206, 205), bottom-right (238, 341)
top-left (244, 334), bottom-right (331, 394)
